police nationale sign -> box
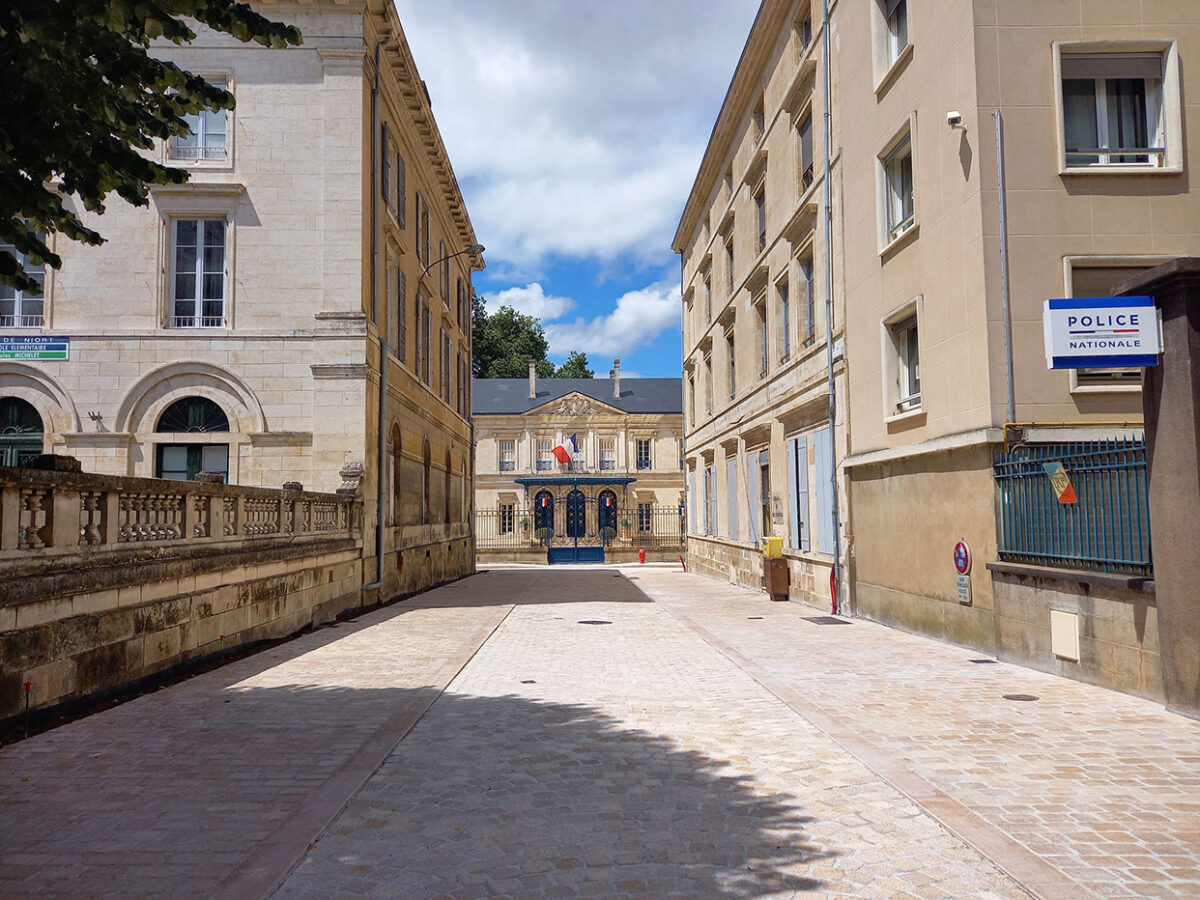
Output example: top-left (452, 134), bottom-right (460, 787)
top-left (1043, 296), bottom-right (1160, 369)
top-left (0, 336), bottom-right (70, 361)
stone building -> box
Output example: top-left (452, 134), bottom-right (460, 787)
top-left (0, 0), bottom-right (482, 598)
top-left (673, 0), bottom-right (846, 602)
top-left (676, 0), bottom-right (1200, 700)
top-left (473, 363), bottom-right (685, 563)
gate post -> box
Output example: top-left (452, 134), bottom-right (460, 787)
top-left (1117, 259), bottom-right (1200, 719)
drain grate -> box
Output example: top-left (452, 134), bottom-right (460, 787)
top-left (969, 659), bottom-right (998, 664)
top-left (577, 620), bottom-right (612, 626)
top-left (802, 616), bottom-right (852, 625)
top-left (1003, 693), bottom-right (1040, 702)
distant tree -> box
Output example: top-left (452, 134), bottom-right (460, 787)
top-left (554, 351), bottom-right (594, 379)
top-left (0, 1), bottom-right (302, 292)
top-left (472, 301), bottom-right (555, 379)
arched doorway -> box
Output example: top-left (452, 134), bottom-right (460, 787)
top-left (154, 396), bottom-right (230, 482)
top-left (0, 397), bottom-right (44, 467)
top-left (597, 489), bottom-right (618, 538)
top-left (565, 488), bottom-right (587, 538)
top-left (533, 489), bottom-right (554, 535)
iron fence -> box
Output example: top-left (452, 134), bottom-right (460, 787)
top-left (475, 506), bottom-right (685, 552)
top-left (993, 439), bottom-right (1151, 576)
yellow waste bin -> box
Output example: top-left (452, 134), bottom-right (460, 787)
top-left (761, 535), bottom-right (783, 558)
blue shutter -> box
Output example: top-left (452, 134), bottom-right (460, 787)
top-left (699, 469), bottom-right (708, 535)
top-left (726, 459), bottom-right (738, 540)
top-left (787, 438), bottom-right (800, 549)
top-left (815, 427), bottom-right (834, 555)
top-left (796, 435), bottom-right (810, 551)
top-left (747, 451), bottom-right (760, 543)
top-left (688, 473), bottom-right (696, 534)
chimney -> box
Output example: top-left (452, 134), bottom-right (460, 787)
top-left (528, 359), bottom-right (537, 399)
top-left (612, 358), bottom-right (621, 399)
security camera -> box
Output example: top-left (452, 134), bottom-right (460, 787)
top-left (946, 111), bottom-right (965, 129)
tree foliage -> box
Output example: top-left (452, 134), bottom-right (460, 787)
top-left (472, 296), bottom-right (593, 380)
top-left (0, 1), bottom-right (302, 292)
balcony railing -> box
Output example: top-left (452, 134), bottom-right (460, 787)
top-left (0, 314), bottom-right (44, 328)
top-left (499, 460), bottom-right (516, 472)
top-left (169, 315), bottom-right (224, 329)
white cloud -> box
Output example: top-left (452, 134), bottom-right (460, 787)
top-left (486, 283), bottom-right (575, 321)
top-left (544, 282), bottom-right (681, 360)
top-left (394, 0), bottom-right (760, 270)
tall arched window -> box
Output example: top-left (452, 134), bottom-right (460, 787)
top-left (155, 396), bottom-right (230, 482)
top-left (0, 397), bottom-right (44, 467)
top-left (533, 489), bottom-right (554, 534)
top-left (390, 424), bottom-right (402, 526)
top-left (421, 438), bottom-right (431, 525)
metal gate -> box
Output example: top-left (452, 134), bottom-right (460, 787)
top-left (539, 489), bottom-right (620, 564)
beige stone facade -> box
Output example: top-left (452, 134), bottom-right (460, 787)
top-left (0, 0), bottom-right (480, 599)
top-left (677, 0), bottom-right (1199, 696)
top-left (673, 1), bottom-right (846, 605)
top-left (473, 367), bottom-right (684, 561)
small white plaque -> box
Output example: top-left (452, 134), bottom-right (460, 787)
top-left (956, 573), bottom-right (971, 605)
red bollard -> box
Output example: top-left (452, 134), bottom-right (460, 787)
top-left (638, 547), bottom-right (646, 564)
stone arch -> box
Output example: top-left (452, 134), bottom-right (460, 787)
top-left (115, 361), bottom-right (266, 435)
top-left (0, 363), bottom-right (80, 435)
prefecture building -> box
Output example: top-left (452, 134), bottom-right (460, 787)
top-left (0, 0), bottom-right (482, 597)
top-left (676, 0), bottom-right (1200, 701)
top-left (473, 363), bottom-right (685, 563)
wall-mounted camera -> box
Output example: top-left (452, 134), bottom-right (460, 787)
top-left (946, 111), bottom-right (965, 130)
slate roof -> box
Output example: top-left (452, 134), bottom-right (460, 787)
top-left (472, 377), bottom-right (683, 415)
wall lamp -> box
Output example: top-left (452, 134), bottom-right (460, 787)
top-left (420, 243), bottom-right (485, 281)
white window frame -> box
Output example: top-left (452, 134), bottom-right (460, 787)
top-left (152, 184), bottom-right (242, 330)
top-left (536, 438), bottom-right (554, 471)
top-left (1054, 42), bottom-right (1180, 175)
top-left (881, 296), bottom-right (923, 421)
top-left (777, 276), bottom-right (791, 363)
top-left (598, 436), bottom-right (616, 471)
top-left (1064, 256), bottom-right (1168, 394)
top-left (876, 119), bottom-right (918, 255)
top-left (499, 438), bottom-right (516, 472)
top-left (635, 437), bottom-right (652, 471)
top-left (755, 296), bottom-right (769, 377)
top-left (169, 217), bottom-right (228, 329)
top-left (167, 76), bottom-right (233, 167)
top-left (0, 238), bottom-right (47, 328)
top-left (871, 0), bottom-right (913, 93)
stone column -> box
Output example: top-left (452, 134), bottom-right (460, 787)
top-left (1116, 259), bottom-right (1200, 719)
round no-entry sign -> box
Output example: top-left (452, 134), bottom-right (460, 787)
top-left (954, 541), bottom-right (971, 575)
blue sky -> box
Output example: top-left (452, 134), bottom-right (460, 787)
top-left (395, 0), bottom-right (761, 378)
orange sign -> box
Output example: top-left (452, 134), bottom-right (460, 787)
top-left (1043, 462), bottom-right (1077, 504)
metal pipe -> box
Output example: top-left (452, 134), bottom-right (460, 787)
top-left (364, 34), bottom-right (392, 593)
top-left (994, 110), bottom-right (1016, 425)
top-left (821, 0), bottom-right (843, 614)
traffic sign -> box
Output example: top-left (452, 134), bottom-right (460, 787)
top-left (953, 540), bottom-right (971, 575)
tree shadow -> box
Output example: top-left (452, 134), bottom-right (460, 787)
top-left (0, 684), bottom-right (833, 899)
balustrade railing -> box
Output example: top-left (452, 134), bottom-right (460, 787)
top-left (0, 467), bottom-right (360, 558)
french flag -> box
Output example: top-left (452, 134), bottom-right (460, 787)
top-left (551, 433), bottom-right (578, 464)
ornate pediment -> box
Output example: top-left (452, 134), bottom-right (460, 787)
top-left (530, 391), bottom-right (622, 418)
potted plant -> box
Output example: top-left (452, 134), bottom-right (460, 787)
top-left (600, 525), bottom-right (617, 545)
top-left (534, 526), bottom-right (553, 545)
top-left (520, 515), bottom-right (532, 537)
top-left (620, 517), bottom-right (633, 538)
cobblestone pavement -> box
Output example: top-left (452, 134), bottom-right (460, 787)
top-left (1, 565), bottom-right (1196, 900)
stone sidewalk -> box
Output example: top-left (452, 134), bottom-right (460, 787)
top-left (0, 565), bottom-right (1196, 899)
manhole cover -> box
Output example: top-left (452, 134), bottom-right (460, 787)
top-left (969, 659), bottom-right (998, 664)
top-left (577, 620), bottom-right (612, 626)
top-left (1003, 693), bottom-right (1040, 702)
top-left (801, 616), bottom-right (852, 625)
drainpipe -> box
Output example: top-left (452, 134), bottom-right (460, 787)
top-left (821, 0), bottom-right (844, 614)
top-left (364, 34), bottom-right (393, 593)
top-left (994, 110), bottom-right (1016, 424)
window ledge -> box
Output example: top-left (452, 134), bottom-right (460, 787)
top-left (987, 560), bottom-right (1153, 593)
top-left (1069, 381), bottom-right (1143, 395)
top-left (874, 42), bottom-right (914, 97)
top-left (884, 405), bottom-right (924, 426)
top-left (1060, 163), bottom-right (1182, 176)
top-left (880, 222), bottom-right (919, 258)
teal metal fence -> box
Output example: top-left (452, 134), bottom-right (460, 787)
top-left (994, 439), bottom-right (1152, 576)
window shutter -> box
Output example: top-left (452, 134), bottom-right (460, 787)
top-left (1061, 54), bottom-right (1161, 81)
top-left (688, 473), bottom-right (696, 533)
top-left (747, 451), bottom-right (761, 543)
top-left (786, 438), bottom-right (799, 549)
top-left (726, 459), bottom-right (738, 540)
top-left (396, 152), bottom-right (406, 227)
top-left (814, 427), bottom-right (834, 555)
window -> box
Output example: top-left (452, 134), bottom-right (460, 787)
top-left (886, 1), bottom-right (909, 64)
top-left (599, 436), bottom-right (616, 470)
top-left (439, 240), bottom-right (450, 301)
top-left (754, 187), bottom-right (766, 253)
top-left (0, 397), bottom-right (44, 467)
top-left (753, 98), bottom-right (765, 144)
top-left (787, 435), bottom-right (810, 551)
top-left (396, 149), bottom-right (407, 227)
top-left (537, 438), bottom-right (554, 471)
top-left (457, 352), bottom-right (467, 416)
top-left (797, 114), bottom-right (814, 192)
top-left (381, 125), bottom-right (393, 211)
top-left (170, 218), bottom-right (225, 328)
top-left (155, 397), bottom-right (230, 482)
top-left (423, 303), bottom-right (433, 385)
top-left (886, 311), bottom-right (921, 414)
top-left (421, 440), bottom-right (431, 525)
top-left (1068, 261), bottom-right (1155, 390)
top-left (637, 502), bottom-right (652, 534)
top-left (396, 270), bottom-right (407, 363)
top-left (704, 355), bottom-right (714, 414)
top-left (800, 254), bottom-right (815, 343)
top-left (499, 502), bottom-right (515, 535)
top-left (756, 299), bottom-right (768, 377)
top-left (169, 80), bottom-right (228, 161)
top-left (777, 278), bottom-right (791, 363)
top-left (726, 333), bottom-right (736, 400)
top-left (1061, 53), bottom-right (1165, 167)
top-left (688, 374), bottom-right (696, 425)
top-left (416, 192), bottom-right (431, 268)
top-left (0, 240), bottom-right (45, 327)
top-left (703, 275), bottom-right (712, 323)
top-left (390, 425), bottom-right (402, 525)
top-left (759, 453), bottom-right (771, 538)
top-left (724, 237), bottom-right (734, 293)
top-left (703, 465), bottom-right (715, 535)
top-left (499, 439), bottom-right (515, 471)
top-left (441, 327), bottom-right (452, 403)
top-left (636, 438), bottom-right (652, 471)
top-left (796, 10), bottom-right (812, 54)
top-left (883, 135), bottom-right (914, 243)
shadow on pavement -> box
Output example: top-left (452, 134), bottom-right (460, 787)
top-left (416, 567), bottom-right (656, 607)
